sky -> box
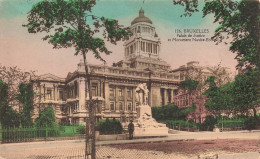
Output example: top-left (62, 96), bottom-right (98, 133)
top-left (0, 0), bottom-right (238, 77)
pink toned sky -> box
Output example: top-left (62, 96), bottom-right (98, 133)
top-left (0, 0), bottom-right (238, 78)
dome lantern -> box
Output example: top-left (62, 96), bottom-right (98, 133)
top-left (131, 8), bottom-right (153, 25)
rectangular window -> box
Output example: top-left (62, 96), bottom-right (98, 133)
top-left (127, 102), bottom-right (132, 111)
top-left (119, 102), bottom-right (124, 111)
top-left (91, 83), bottom-right (98, 97)
top-left (110, 102), bottom-right (115, 111)
top-left (127, 88), bottom-right (132, 98)
top-left (118, 87), bottom-right (123, 97)
top-left (59, 90), bottom-right (63, 100)
top-left (74, 81), bottom-right (78, 97)
top-left (109, 86), bottom-right (115, 97)
top-left (46, 89), bottom-right (52, 100)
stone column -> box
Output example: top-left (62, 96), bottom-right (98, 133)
top-left (144, 42), bottom-right (146, 53)
top-left (157, 44), bottom-right (159, 54)
top-left (124, 87), bottom-right (127, 112)
top-left (151, 87), bottom-right (161, 107)
top-left (79, 78), bottom-right (85, 111)
top-left (100, 81), bottom-right (103, 97)
top-left (55, 84), bottom-right (58, 101)
top-left (170, 89), bottom-right (174, 104)
top-left (164, 89), bottom-right (167, 106)
top-left (115, 86), bottom-right (118, 111)
top-left (138, 41), bottom-right (140, 55)
top-left (40, 84), bottom-right (44, 102)
top-left (43, 84), bottom-right (46, 101)
top-left (132, 87), bottom-right (136, 112)
top-left (104, 82), bottom-right (110, 110)
top-left (151, 43), bottom-right (153, 54)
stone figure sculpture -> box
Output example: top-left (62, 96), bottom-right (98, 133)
top-left (125, 83), bottom-right (168, 136)
top-left (135, 83), bottom-right (149, 105)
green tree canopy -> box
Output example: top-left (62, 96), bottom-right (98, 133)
top-left (35, 107), bottom-right (56, 127)
top-left (180, 79), bottom-right (199, 90)
top-left (24, 1), bottom-right (130, 157)
top-left (173, 0), bottom-right (259, 69)
top-left (0, 80), bottom-right (20, 128)
top-left (24, 0), bottom-right (129, 62)
top-left (152, 104), bottom-right (196, 121)
top-left (232, 68), bottom-right (259, 115)
top-left (17, 83), bottom-right (34, 127)
top-left (204, 69), bottom-right (258, 117)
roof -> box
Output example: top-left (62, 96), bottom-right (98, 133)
top-left (131, 8), bottom-right (153, 25)
top-left (31, 73), bottom-right (65, 82)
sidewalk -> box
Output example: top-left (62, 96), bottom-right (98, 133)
top-left (1, 129), bottom-right (260, 147)
top-left (1, 130), bottom-right (260, 159)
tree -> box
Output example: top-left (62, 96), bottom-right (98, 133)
top-left (152, 104), bottom-right (196, 121)
top-left (0, 65), bottom-right (34, 112)
top-left (204, 70), bottom-right (258, 118)
top-left (34, 107), bottom-right (55, 127)
top-left (172, 0), bottom-right (259, 72)
top-left (203, 76), bottom-right (235, 116)
top-left (24, 1), bottom-right (129, 158)
top-left (0, 80), bottom-right (20, 128)
top-left (233, 68), bottom-right (259, 116)
top-left (173, 0), bottom-right (260, 116)
top-left (180, 79), bottom-right (199, 91)
top-left (17, 83), bottom-right (34, 127)
top-left (181, 63), bottom-right (233, 93)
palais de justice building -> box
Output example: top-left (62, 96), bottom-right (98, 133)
top-left (31, 9), bottom-right (209, 124)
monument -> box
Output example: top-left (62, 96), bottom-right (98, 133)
top-left (133, 83), bottom-right (168, 136)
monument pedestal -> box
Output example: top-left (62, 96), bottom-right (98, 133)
top-left (133, 105), bottom-right (168, 136)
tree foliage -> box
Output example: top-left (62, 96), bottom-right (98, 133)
top-left (0, 80), bottom-right (20, 128)
top-left (232, 68), bottom-right (259, 115)
top-left (24, 1), bottom-right (130, 157)
top-left (204, 69), bottom-right (258, 116)
top-left (203, 76), bottom-right (235, 115)
top-left (180, 79), bottom-right (199, 90)
top-left (34, 107), bottom-right (56, 127)
top-left (203, 0), bottom-right (259, 69)
top-left (17, 83), bottom-right (34, 127)
top-left (173, 0), bottom-right (259, 69)
top-left (173, 0), bottom-right (199, 17)
top-left (24, 0), bottom-right (130, 62)
top-left (97, 119), bottom-right (123, 135)
top-left (152, 104), bottom-right (196, 121)
top-left (0, 65), bottom-right (34, 108)
top-left (0, 81), bottom-right (35, 128)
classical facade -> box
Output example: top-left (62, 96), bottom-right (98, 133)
top-left (171, 61), bottom-right (216, 122)
top-left (31, 9), bottom-right (181, 124)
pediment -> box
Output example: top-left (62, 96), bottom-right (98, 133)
top-left (38, 73), bottom-right (65, 82)
top-left (201, 67), bottom-right (213, 73)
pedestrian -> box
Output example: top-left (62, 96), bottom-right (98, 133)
top-left (128, 120), bottom-right (134, 140)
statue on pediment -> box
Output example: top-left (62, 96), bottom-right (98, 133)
top-left (135, 83), bottom-right (149, 106)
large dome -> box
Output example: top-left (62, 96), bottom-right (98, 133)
top-left (131, 8), bottom-right (152, 25)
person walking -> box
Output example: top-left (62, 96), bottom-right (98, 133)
top-left (128, 120), bottom-right (134, 140)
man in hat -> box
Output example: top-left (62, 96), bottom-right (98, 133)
top-left (128, 120), bottom-right (134, 140)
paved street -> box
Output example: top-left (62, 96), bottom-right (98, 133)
top-left (1, 130), bottom-right (260, 159)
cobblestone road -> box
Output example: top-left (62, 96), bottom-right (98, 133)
top-left (1, 144), bottom-right (189, 159)
top-left (1, 131), bottom-right (260, 159)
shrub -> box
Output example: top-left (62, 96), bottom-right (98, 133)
top-left (97, 119), bottom-right (123, 135)
top-left (76, 125), bottom-right (85, 134)
top-left (244, 116), bottom-right (259, 130)
top-left (35, 107), bottom-right (55, 128)
top-left (200, 115), bottom-right (217, 131)
top-left (162, 120), bottom-right (198, 129)
top-left (152, 104), bottom-right (196, 121)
